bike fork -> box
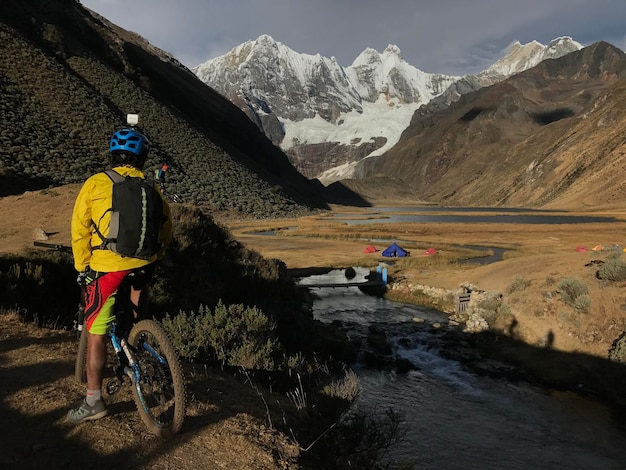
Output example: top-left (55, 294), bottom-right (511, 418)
top-left (106, 330), bottom-right (140, 395)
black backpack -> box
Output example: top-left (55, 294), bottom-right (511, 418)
top-left (93, 169), bottom-right (164, 259)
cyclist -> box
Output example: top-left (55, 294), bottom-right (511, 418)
top-left (155, 163), bottom-right (168, 186)
top-left (67, 127), bottom-right (172, 424)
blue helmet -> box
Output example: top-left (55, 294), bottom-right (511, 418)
top-left (109, 128), bottom-right (150, 156)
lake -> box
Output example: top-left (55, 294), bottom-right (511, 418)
top-left (328, 206), bottom-right (618, 225)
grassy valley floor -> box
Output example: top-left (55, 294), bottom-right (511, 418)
top-left (222, 204), bottom-right (626, 406)
top-left (3, 189), bottom-right (626, 359)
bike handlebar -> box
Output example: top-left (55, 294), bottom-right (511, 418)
top-left (33, 241), bottom-right (73, 253)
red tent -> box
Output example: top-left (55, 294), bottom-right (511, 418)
top-left (363, 245), bottom-right (377, 253)
top-left (424, 247), bottom-right (437, 255)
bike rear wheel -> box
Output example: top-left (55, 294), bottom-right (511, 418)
top-left (74, 325), bottom-right (88, 383)
top-left (128, 319), bottom-right (186, 437)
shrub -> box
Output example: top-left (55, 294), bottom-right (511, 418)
top-left (508, 276), bottom-right (531, 293)
top-left (210, 302), bottom-right (277, 370)
top-left (573, 294), bottom-right (592, 313)
top-left (315, 408), bottom-right (406, 469)
top-left (0, 251), bottom-right (78, 327)
top-left (162, 301), bottom-right (278, 370)
top-left (609, 332), bottom-right (626, 363)
top-left (556, 277), bottom-right (589, 309)
top-left (159, 309), bottom-right (200, 359)
top-left (558, 310), bottom-right (582, 329)
top-left (543, 275), bottom-right (556, 286)
top-left (474, 294), bottom-right (511, 330)
top-left (322, 368), bottom-right (360, 402)
top-left (597, 253), bottom-right (626, 281)
top-left (285, 352), bottom-right (310, 374)
top-left (477, 296), bottom-right (503, 313)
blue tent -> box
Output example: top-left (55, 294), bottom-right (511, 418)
top-left (382, 242), bottom-right (408, 257)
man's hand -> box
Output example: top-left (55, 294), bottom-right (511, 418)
top-left (76, 269), bottom-right (89, 286)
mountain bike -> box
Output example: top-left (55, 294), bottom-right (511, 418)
top-left (34, 241), bottom-right (186, 438)
top-left (156, 181), bottom-right (182, 203)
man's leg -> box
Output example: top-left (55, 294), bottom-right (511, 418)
top-left (128, 265), bottom-right (154, 320)
top-left (67, 319), bottom-right (112, 422)
top-left (67, 270), bottom-right (130, 424)
top-left (129, 285), bottom-right (153, 321)
top-left (87, 332), bottom-right (108, 392)
top-left (67, 330), bottom-right (109, 423)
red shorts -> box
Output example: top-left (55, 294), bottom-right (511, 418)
top-left (84, 270), bottom-right (131, 335)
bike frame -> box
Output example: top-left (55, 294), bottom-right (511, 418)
top-left (110, 320), bottom-right (167, 383)
top-left (110, 324), bottom-right (139, 381)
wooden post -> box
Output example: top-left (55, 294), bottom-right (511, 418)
top-left (456, 292), bottom-right (471, 314)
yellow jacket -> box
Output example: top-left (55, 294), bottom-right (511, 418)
top-left (71, 165), bottom-right (172, 272)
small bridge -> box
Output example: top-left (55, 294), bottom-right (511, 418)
top-left (295, 266), bottom-right (389, 292)
top-left (297, 279), bottom-right (386, 289)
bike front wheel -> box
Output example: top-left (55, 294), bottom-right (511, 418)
top-left (128, 319), bottom-right (186, 438)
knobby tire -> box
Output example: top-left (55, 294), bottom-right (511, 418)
top-left (128, 319), bottom-right (186, 438)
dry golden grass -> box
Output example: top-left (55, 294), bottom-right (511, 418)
top-left (223, 204), bottom-right (626, 359)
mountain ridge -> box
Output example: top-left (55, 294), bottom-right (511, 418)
top-left (355, 41), bottom-right (626, 209)
top-left (194, 35), bottom-right (583, 183)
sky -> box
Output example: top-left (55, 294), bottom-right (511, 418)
top-left (80, 0), bottom-right (626, 76)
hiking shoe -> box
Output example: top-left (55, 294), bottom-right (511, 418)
top-left (67, 398), bottom-right (108, 424)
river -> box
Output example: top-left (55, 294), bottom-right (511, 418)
top-left (304, 268), bottom-right (626, 469)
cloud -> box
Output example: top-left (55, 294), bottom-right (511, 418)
top-left (81, 0), bottom-right (626, 75)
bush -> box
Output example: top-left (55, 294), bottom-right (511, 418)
top-left (573, 294), bottom-right (592, 313)
top-left (508, 276), bottom-right (531, 293)
top-left (158, 309), bottom-right (200, 359)
top-left (314, 408), bottom-right (407, 469)
top-left (543, 275), bottom-right (556, 286)
top-left (556, 277), bottom-right (589, 309)
top-left (322, 368), bottom-right (360, 402)
top-left (0, 251), bottom-right (78, 327)
top-left (597, 253), bottom-right (626, 281)
top-left (609, 332), bottom-right (626, 363)
top-left (475, 294), bottom-right (511, 329)
top-left (162, 301), bottom-right (278, 370)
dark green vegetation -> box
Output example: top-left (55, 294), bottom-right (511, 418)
top-left (0, 0), bottom-right (327, 217)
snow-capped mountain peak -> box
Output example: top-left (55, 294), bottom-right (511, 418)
top-left (193, 35), bottom-right (585, 185)
top-left (346, 43), bottom-right (459, 105)
top-left (481, 36), bottom-right (582, 78)
top-left (194, 34), bottom-right (362, 125)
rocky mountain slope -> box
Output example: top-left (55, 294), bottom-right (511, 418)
top-left (194, 35), bottom-right (581, 183)
top-left (423, 37), bottom-right (583, 112)
top-left (355, 42), bottom-right (626, 209)
top-left (0, 0), bottom-right (327, 218)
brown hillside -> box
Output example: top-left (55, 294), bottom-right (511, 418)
top-left (0, 0), bottom-right (326, 217)
top-left (358, 42), bottom-right (626, 210)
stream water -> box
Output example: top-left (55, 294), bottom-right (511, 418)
top-left (303, 268), bottom-right (626, 469)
